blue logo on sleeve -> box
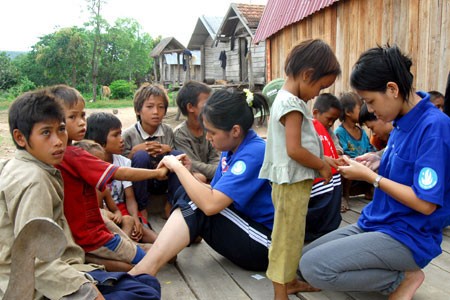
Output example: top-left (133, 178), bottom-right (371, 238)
top-left (231, 160), bottom-right (246, 175)
top-left (418, 167), bottom-right (438, 190)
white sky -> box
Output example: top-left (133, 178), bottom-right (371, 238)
top-left (0, 0), bottom-right (267, 52)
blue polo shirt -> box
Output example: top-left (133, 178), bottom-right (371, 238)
top-left (211, 129), bottom-right (274, 229)
top-left (358, 91), bottom-right (450, 268)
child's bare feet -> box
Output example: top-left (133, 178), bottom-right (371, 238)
top-left (286, 278), bottom-right (321, 294)
top-left (388, 270), bottom-right (424, 300)
top-left (341, 197), bottom-right (350, 212)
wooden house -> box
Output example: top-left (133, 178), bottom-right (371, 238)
top-left (150, 37), bottom-right (195, 87)
top-left (187, 15), bottom-right (226, 83)
top-left (214, 3), bottom-right (266, 89)
top-left (253, 0), bottom-right (450, 94)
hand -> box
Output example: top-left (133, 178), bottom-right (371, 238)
top-left (111, 210), bottom-right (122, 224)
top-left (176, 153), bottom-right (192, 171)
top-left (154, 167), bottom-right (169, 180)
top-left (131, 219), bottom-right (143, 241)
top-left (324, 156), bottom-right (346, 170)
top-left (318, 160), bottom-right (332, 184)
top-left (338, 156), bottom-right (376, 182)
top-left (145, 141), bottom-right (163, 157)
top-left (158, 154), bottom-right (185, 171)
top-left (355, 152), bottom-right (381, 171)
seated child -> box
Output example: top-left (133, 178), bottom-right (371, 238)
top-left (0, 90), bottom-right (161, 299)
top-left (306, 93), bottom-right (344, 241)
top-left (174, 80), bottom-right (219, 183)
top-left (122, 83), bottom-right (181, 219)
top-left (359, 103), bottom-right (393, 151)
top-left (428, 90), bottom-right (444, 112)
top-left (49, 84), bottom-right (168, 271)
top-left (86, 112), bottom-right (158, 243)
top-left (335, 92), bottom-right (376, 211)
top-left (73, 139), bottom-right (137, 240)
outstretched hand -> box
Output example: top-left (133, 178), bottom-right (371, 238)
top-left (157, 154), bottom-right (191, 172)
top-left (355, 152), bottom-right (381, 171)
top-left (337, 156), bottom-right (375, 182)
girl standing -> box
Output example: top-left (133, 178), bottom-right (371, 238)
top-left (259, 39), bottom-right (341, 300)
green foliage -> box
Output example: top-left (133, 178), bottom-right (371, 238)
top-left (85, 98), bottom-right (133, 109)
top-left (0, 52), bottom-right (20, 90)
top-left (109, 80), bottom-right (135, 99)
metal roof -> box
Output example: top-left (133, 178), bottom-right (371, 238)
top-left (187, 15), bottom-right (223, 49)
top-left (215, 3), bottom-right (265, 40)
top-left (253, 0), bottom-right (340, 43)
top-left (150, 37), bottom-right (186, 58)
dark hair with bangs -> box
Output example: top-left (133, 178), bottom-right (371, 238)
top-left (9, 89), bottom-right (65, 150)
top-left (284, 39), bottom-right (341, 82)
top-left (133, 83), bottom-right (169, 121)
top-left (350, 44), bottom-right (414, 102)
top-left (86, 112), bottom-right (122, 147)
top-left (339, 92), bottom-right (362, 122)
top-left (48, 84), bottom-right (85, 108)
top-left (176, 81), bottom-right (212, 116)
top-left (358, 103), bottom-right (377, 125)
top-left (313, 93), bottom-right (342, 114)
top-left (200, 89), bottom-right (269, 133)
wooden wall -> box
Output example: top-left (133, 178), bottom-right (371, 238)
top-left (267, 0), bottom-right (450, 95)
top-left (204, 35), bottom-right (228, 81)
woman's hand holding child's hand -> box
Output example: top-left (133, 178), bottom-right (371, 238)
top-left (158, 154), bottom-right (191, 172)
top-left (338, 156), bottom-right (376, 182)
top-left (355, 152), bottom-right (381, 171)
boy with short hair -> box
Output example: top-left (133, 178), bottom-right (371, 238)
top-left (0, 90), bottom-right (161, 299)
top-left (49, 84), bottom-right (167, 271)
top-left (428, 90), bottom-right (444, 112)
top-left (174, 80), bottom-right (219, 182)
top-left (359, 103), bottom-right (393, 151)
top-left (307, 93), bottom-right (344, 241)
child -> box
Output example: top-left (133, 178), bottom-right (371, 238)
top-left (299, 44), bottom-right (450, 300)
top-left (86, 112), bottom-right (158, 243)
top-left (174, 80), bottom-right (219, 183)
top-left (0, 90), bottom-right (161, 299)
top-left (259, 39), bottom-right (341, 300)
top-left (73, 139), bottom-right (136, 239)
top-left (428, 90), bottom-right (444, 111)
top-left (122, 83), bottom-right (181, 219)
top-left (335, 92), bottom-right (376, 211)
top-left (49, 84), bottom-right (167, 271)
top-left (359, 103), bottom-right (394, 151)
top-left (306, 93), bottom-right (344, 242)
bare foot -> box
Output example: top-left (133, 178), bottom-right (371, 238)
top-left (286, 278), bottom-right (321, 294)
top-left (388, 270), bottom-right (424, 300)
top-left (341, 197), bottom-right (350, 213)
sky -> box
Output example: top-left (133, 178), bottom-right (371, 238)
top-left (0, 0), bottom-right (267, 52)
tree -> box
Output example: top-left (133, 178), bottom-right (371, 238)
top-left (0, 52), bottom-right (20, 90)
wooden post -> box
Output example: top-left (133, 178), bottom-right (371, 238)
top-left (153, 57), bottom-right (158, 82)
top-left (200, 45), bottom-right (205, 82)
top-left (160, 55), bottom-right (165, 84)
top-left (177, 53), bottom-right (181, 85)
top-left (248, 38), bottom-right (254, 90)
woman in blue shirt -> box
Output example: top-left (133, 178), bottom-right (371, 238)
top-left (129, 89), bottom-right (274, 275)
top-left (298, 45), bottom-right (450, 299)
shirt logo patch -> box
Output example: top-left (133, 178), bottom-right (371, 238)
top-left (418, 167), bottom-right (438, 190)
top-left (231, 160), bottom-right (246, 175)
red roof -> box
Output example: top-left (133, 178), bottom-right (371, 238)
top-left (253, 0), bottom-right (340, 43)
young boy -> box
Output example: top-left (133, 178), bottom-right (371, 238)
top-left (0, 90), bottom-right (160, 299)
top-left (428, 90), bottom-right (444, 112)
top-left (359, 103), bottom-right (393, 151)
top-left (306, 93), bottom-right (344, 241)
top-left (49, 84), bottom-right (167, 271)
top-left (86, 112), bottom-right (158, 243)
top-left (335, 92), bottom-right (376, 211)
top-left (174, 81), bottom-right (219, 182)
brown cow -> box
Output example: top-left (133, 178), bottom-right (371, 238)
top-left (101, 85), bottom-right (111, 99)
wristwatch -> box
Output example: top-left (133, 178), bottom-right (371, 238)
top-left (373, 174), bottom-right (383, 188)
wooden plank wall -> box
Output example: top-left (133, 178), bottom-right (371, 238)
top-left (204, 36), bottom-right (228, 81)
top-left (267, 0), bottom-right (450, 95)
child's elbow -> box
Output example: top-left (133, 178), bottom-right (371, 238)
top-left (421, 203), bottom-right (437, 215)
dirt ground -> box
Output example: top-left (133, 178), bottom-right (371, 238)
top-left (0, 106), bottom-right (267, 160)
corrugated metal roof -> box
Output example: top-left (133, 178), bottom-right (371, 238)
top-left (187, 15), bottom-right (223, 49)
top-left (150, 37), bottom-right (186, 57)
top-left (253, 0), bottom-right (340, 43)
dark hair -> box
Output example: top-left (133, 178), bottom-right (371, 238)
top-left (428, 90), bottom-right (444, 103)
top-left (200, 89), bottom-right (269, 133)
top-left (9, 89), bottom-right (65, 150)
top-left (48, 84), bottom-right (85, 108)
top-left (339, 92), bottom-right (362, 122)
top-left (350, 44), bottom-right (414, 102)
top-left (358, 102), bottom-right (377, 125)
top-left (284, 39), bottom-right (341, 82)
top-left (313, 93), bottom-right (342, 114)
top-left (86, 112), bottom-right (122, 147)
top-left (176, 81), bottom-right (212, 116)
top-left (445, 71), bottom-right (450, 117)
top-left (133, 83), bottom-right (169, 120)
